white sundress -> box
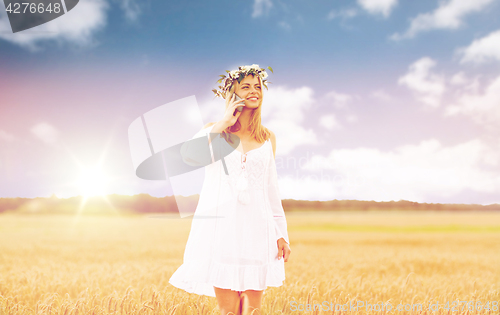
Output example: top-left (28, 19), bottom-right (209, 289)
top-left (169, 124), bottom-right (290, 297)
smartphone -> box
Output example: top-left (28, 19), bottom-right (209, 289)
top-left (233, 93), bottom-right (245, 116)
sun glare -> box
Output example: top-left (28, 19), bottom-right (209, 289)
top-left (77, 167), bottom-right (110, 198)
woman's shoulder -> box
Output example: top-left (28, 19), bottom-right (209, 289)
top-left (267, 129), bottom-right (276, 140)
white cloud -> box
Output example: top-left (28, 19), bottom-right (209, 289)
top-left (289, 138), bottom-right (500, 202)
top-left (449, 71), bottom-right (480, 93)
top-left (323, 90), bottom-right (356, 108)
top-left (445, 74), bottom-right (500, 129)
top-left (264, 86), bottom-right (314, 122)
top-left (31, 122), bottom-right (59, 145)
top-left (262, 85), bottom-right (320, 155)
top-left (266, 119), bottom-right (318, 156)
top-left (0, 130), bottom-right (15, 142)
top-left (398, 57), bottom-right (446, 107)
top-left (457, 29), bottom-right (500, 64)
top-left (118, 0), bottom-right (142, 22)
top-left (319, 114), bottom-right (342, 130)
top-left (450, 71), bottom-right (468, 85)
top-left (327, 8), bottom-right (358, 20)
top-left (252, 0), bottom-right (273, 18)
top-left (370, 89), bottom-right (393, 101)
top-left (357, 0), bottom-right (398, 18)
top-left (391, 0), bottom-right (496, 40)
top-left (0, 0), bottom-right (108, 52)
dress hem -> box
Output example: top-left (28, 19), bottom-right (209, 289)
top-left (169, 258), bottom-right (286, 297)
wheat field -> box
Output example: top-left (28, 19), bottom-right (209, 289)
top-left (0, 210), bottom-right (499, 314)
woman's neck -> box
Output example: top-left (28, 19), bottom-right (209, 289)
top-left (235, 108), bottom-right (253, 136)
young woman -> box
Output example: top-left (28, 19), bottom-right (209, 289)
top-left (170, 64), bottom-right (291, 315)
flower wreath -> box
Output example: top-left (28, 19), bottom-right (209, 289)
top-left (212, 64), bottom-right (273, 99)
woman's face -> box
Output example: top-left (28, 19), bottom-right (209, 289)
top-left (234, 74), bottom-right (262, 109)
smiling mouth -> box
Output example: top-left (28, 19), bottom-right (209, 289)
top-left (247, 97), bottom-right (259, 101)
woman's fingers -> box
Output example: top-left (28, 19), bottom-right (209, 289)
top-left (277, 238), bottom-right (289, 260)
top-left (284, 246), bottom-right (291, 262)
top-left (277, 239), bottom-right (291, 262)
top-left (226, 93), bottom-right (243, 110)
top-left (222, 92), bottom-right (246, 125)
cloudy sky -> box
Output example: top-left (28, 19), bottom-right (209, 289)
top-left (1, 0), bottom-right (500, 204)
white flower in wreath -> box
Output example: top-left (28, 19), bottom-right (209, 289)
top-left (260, 71), bottom-right (268, 80)
top-left (229, 70), bottom-right (239, 79)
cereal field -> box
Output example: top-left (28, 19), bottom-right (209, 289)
top-left (0, 210), bottom-right (499, 314)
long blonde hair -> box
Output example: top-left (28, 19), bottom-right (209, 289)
top-left (221, 74), bottom-right (271, 145)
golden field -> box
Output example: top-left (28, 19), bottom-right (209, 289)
top-left (0, 210), bottom-right (499, 314)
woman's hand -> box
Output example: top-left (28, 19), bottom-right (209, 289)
top-left (277, 238), bottom-right (291, 262)
top-left (222, 92), bottom-right (246, 128)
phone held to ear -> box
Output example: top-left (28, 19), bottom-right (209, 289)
top-left (233, 93), bottom-right (244, 116)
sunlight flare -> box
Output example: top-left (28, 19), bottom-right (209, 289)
top-left (76, 166), bottom-right (110, 198)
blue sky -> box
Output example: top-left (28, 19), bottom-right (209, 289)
top-left (1, 0), bottom-right (500, 204)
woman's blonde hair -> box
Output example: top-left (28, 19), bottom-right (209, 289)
top-left (221, 73), bottom-right (271, 145)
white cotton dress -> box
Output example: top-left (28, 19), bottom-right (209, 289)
top-left (169, 124), bottom-right (290, 297)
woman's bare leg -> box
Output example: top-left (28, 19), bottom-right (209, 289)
top-left (214, 286), bottom-right (242, 315)
top-left (240, 290), bottom-right (264, 315)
